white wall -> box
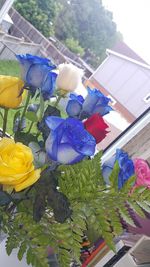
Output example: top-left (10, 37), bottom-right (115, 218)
top-left (0, 239), bottom-right (31, 267)
top-left (92, 55), bottom-right (150, 118)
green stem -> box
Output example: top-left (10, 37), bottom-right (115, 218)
top-left (54, 95), bottom-right (62, 107)
top-left (2, 108), bottom-right (9, 137)
top-left (19, 91), bottom-right (30, 130)
top-left (39, 93), bottom-right (45, 122)
top-left (27, 121), bottom-right (34, 134)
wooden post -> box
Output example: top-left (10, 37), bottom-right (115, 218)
top-left (0, 0), bottom-right (14, 24)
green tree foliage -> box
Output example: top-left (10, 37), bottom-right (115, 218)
top-left (65, 38), bottom-right (84, 56)
top-left (15, 0), bottom-right (60, 37)
top-left (55, 0), bottom-right (118, 66)
top-left (15, 0), bottom-right (120, 67)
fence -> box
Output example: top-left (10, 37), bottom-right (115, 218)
top-left (0, 31), bottom-right (41, 60)
top-left (8, 8), bottom-right (93, 77)
top-left (8, 7), bottom-right (67, 65)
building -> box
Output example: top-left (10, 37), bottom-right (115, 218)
top-left (0, 0), bottom-right (14, 32)
top-left (89, 41), bottom-right (150, 124)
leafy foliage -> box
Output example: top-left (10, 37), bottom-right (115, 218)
top-left (14, 0), bottom-right (120, 67)
top-left (58, 153), bottom-right (150, 251)
top-left (0, 153), bottom-right (150, 266)
top-left (15, 0), bottom-right (60, 37)
top-left (65, 38), bottom-right (84, 56)
top-left (55, 0), bottom-right (119, 67)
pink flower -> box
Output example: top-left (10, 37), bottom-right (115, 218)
top-left (134, 158), bottom-right (150, 188)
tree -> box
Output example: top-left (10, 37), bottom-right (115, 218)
top-left (15, 0), bottom-right (120, 67)
top-left (65, 38), bottom-right (84, 56)
top-left (15, 0), bottom-right (60, 37)
top-left (55, 0), bottom-right (119, 67)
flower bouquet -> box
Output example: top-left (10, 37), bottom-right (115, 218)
top-left (0, 54), bottom-right (150, 267)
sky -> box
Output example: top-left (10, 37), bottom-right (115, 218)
top-left (103, 0), bottom-right (150, 64)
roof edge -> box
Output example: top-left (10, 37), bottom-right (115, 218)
top-left (106, 49), bottom-right (150, 70)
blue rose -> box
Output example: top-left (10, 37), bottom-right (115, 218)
top-left (16, 54), bottom-right (57, 100)
top-left (45, 116), bottom-right (96, 164)
top-left (80, 87), bottom-right (112, 119)
top-left (102, 149), bottom-right (135, 189)
top-left (66, 94), bottom-right (84, 117)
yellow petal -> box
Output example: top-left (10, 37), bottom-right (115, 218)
top-left (0, 166), bottom-right (35, 185)
top-left (0, 138), bottom-right (15, 150)
top-left (14, 169), bottom-right (41, 192)
top-left (0, 75), bottom-right (24, 108)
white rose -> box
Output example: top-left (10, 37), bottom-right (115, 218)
top-left (56, 63), bottom-right (84, 92)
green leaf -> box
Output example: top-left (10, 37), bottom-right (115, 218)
top-left (121, 175), bottom-right (136, 193)
top-left (133, 186), bottom-right (147, 195)
top-left (6, 237), bottom-right (15, 256)
top-left (26, 248), bottom-right (32, 265)
top-left (136, 201), bottom-right (150, 213)
top-left (18, 242), bottom-right (27, 261)
top-left (14, 132), bottom-right (37, 145)
top-left (73, 227), bottom-right (83, 236)
top-left (25, 111), bottom-right (38, 122)
top-left (33, 194), bottom-right (46, 222)
top-left (127, 200), bottom-right (145, 218)
top-left (118, 207), bottom-right (135, 227)
top-left (109, 161), bottom-right (120, 191)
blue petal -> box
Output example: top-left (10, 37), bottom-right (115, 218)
top-left (122, 160), bottom-right (135, 177)
top-left (41, 72), bottom-right (57, 100)
top-left (82, 87), bottom-right (112, 116)
top-left (116, 149), bottom-right (130, 168)
top-left (70, 154), bottom-right (85, 164)
top-left (103, 155), bottom-right (116, 169)
top-left (118, 171), bottom-right (125, 189)
top-left (87, 87), bottom-right (111, 104)
top-left (116, 149), bottom-right (135, 189)
top-left (76, 129), bottom-right (96, 156)
top-left (45, 116), bottom-right (64, 130)
top-left (102, 166), bottom-right (112, 185)
top-left (102, 155), bottom-right (116, 184)
top-left (82, 92), bottom-right (99, 114)
top-left (70, 94), bottom-right (84, 104)
top-left (16, 54), bottom-right (56, 69)
top-left (45, 132), bottom-right (57, 161)
top-left (26, 64), bottom-right (50, 88)
top-left (93, 105), bottom-right (113, 116)
top-left (57, 143), bottom-right (83, 164)
top-left (16, 54), bottom-right (56, 87)
top-left (66, 100), bottom-right (82, 117)
top-left (77, 95), bottom-right (84, 104)
top-left (46, 117), bottom-right (96, 164)
top-left (63, 118), bottom-right (96, 156)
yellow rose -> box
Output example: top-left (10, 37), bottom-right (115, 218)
top-left (0, 138), bottom-right (41, 192)
top-left (0, 75), bottom-right (24, 108)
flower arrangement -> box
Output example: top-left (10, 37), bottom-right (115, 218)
top-left (0, 54), bottom-right (150, 267)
